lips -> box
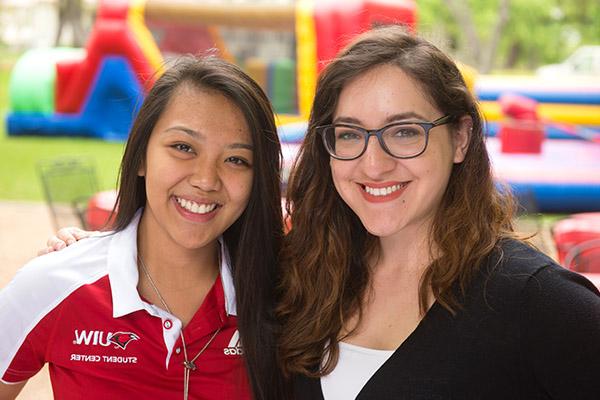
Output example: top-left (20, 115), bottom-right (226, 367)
top-left (360, 182), bottom-right (409, 202)
top-left (175, 196), bottom-right (219, 214)
top-left (173, 196), bottom-right (221, 222)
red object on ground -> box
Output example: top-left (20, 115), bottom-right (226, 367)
top-left (499, 120), bottom-right (544, 153)
top-left (498, 93), bottom-right (544, 153)
top-left (552, 212), bottom-right (600, 273)
top-left (500, 93), bottom-right (539, 120)
top-left (86, 190), bottom-right (118, 231)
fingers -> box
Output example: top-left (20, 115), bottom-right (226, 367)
top-left (37, 246), bottom-right (54, 256)
top-left (39, 227), bottom-right (97, 257)
top-left (46, 235), bottom-right (67, 251)
top-left (37, 237), bottom-right (64, 256)
top-left (56, 227), bottom-right (84, 245)
top-left (71, 228), bottom-right (92, 241)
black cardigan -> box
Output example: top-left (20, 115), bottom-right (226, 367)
top-left (293, 239), bottom-right (600, 399)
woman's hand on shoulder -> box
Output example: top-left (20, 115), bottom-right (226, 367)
top-left (37, 227), bottom-right (96, 256)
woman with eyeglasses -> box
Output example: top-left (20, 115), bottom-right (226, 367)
top-left (278, 26), bottom-right (600, 399)
top-left (32, 27), bottom-right (599, 399)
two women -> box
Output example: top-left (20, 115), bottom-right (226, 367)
top-left (18, 26), bottom-right (600, 399)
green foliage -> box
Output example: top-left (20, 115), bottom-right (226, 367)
top-left (417, 0), bottom-right (600, 72)
top-left (0, 134), bottom-right (124, 201)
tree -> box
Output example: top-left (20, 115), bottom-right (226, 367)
top-left (418, 0), bottom-right (600, 73)
top-left (444, 0), bottom-right (510, 73)
top-left (55, 0), bottom-right (85, 47)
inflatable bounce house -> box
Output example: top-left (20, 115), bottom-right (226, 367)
top-left (7, 0), bottom-right (163, 141)
top-left (6, 0), bottom-right (416, 141)
top-left (6, 0), bottom-right (600, 213)
top-left (485, 93), bottom-right (600, 213)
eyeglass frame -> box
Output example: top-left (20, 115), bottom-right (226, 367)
top-left (317, 114), bottom-right (455, 160)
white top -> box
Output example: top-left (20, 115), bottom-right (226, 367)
top-left (321, 342), bottom-right (394, 400)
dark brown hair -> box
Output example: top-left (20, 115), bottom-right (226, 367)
top-left (112, 56), bottom-right (286, 399)
top-left (277, 26), bottom-right (515, 377)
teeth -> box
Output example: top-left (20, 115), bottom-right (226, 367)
top-left (176, 197), bottom-right (218, 214)
top-left (364, 183), bottom-right (405, 197)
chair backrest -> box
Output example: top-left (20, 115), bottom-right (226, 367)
top-left (37, 157), bottom-right (99, 230)
top-left (563, 238), bottom-right (600, 273)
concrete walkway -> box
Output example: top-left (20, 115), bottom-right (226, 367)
top-left (0, 201), bottom-right (54, 399)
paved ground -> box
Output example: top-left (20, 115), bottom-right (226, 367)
top-left (0, 200), bottom-right (556, 398)
top-left (0, 201), bottom-right (54, 398)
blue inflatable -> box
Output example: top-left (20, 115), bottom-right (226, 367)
top-left (7, 56), bottom-right (142, 141)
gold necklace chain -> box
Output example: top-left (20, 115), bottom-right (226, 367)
top-left (138, 254), bottom-right (221, 400)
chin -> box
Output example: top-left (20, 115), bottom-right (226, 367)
top-left (361, 221), bottom-right (403, 238)
top-left (172, 233), bottom-right (214, 251)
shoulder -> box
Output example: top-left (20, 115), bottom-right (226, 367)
top-left (473, 239), bottom-right (600, 339)
top-left (484, 242), bottom-right (600, 396)
top-left (0, 234), bottom-right (116, 381)
top-left (477, 238), bottom-right (599, 300)
top-left (0, 233), bottom-right (116, 329)
top-left (460, 238), bottom-right (599, 329)
top-left (7, 233), bottom-right (114, 294)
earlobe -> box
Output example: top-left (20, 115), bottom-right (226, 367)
top-left (453, 116), bottom-right (472, 163)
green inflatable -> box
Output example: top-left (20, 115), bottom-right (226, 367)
top-left (9, 47), bottom-right (84, 114)
top-left (270, 58), bottom-right (296, 115)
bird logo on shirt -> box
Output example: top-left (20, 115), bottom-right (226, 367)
top-left (108, 332), bottom-right (140, 350)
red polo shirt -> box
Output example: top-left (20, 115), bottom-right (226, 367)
top-left (0, 212), bottom-right (250, 399)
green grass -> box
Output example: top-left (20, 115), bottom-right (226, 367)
top-left (0, 60), bottom-right (124, 201)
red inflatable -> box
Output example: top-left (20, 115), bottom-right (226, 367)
top-left (56, 1), bottom-right (157, 113)
top-left (313, 0), bottom-right (416, 73)
top-left (552, 212), bottom-right (600, 273)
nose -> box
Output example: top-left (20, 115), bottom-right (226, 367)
top-left (188, 157), bottom-right (222, 192)
top-left (361, 135), bottom-right (396, 176)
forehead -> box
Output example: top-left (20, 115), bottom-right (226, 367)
top-left (334, 64), bottom-right (438, 125)
top-left (156, 84), bottom-right (252, 143)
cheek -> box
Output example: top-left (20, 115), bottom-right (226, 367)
top-left (329, 160), bottom-right (344, 191)
top-left (234, 172), bottom-right (254, 205)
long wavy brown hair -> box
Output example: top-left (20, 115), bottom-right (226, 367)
top-left (277, 26), bottom-right (516, 377)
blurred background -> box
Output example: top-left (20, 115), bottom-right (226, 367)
top-left (0, 1), bottom-right (598, 397)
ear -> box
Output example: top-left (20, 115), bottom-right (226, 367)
top-left (453, 115), bottom-right (472, 163)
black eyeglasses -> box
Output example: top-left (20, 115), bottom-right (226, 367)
top-left (318, 115), bottom-right (454, 160)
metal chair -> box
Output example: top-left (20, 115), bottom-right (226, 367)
top-left (563, 238), bottom-right (600, 273)
top-left (37, 157), bottom-right (100, 230)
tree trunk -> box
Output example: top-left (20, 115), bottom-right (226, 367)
top-left (445, 0), bottom-right (481, 67)
top-left (445, 0), bottom-right (511, 72)
top-left (55, 0), bottom-right (84, 47)
top-left (481, 0), bottom-right (510, 73)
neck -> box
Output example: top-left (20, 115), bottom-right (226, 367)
top-left (374, 219), bottom-right (435, 280)
top-left (137, 241), bottom-right (219, 291)
top-left (136, 215), bottom-right (220, 326)
top-left (136, 213), bottom-right (220, 290)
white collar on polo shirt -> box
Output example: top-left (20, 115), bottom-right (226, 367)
top-left (108, 209), bottom-right (237, 318)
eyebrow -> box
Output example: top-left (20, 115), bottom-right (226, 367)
top-left (164, 126), bottom-right (253, 150)
top-left (333, 112), bottom-right (429, 125)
